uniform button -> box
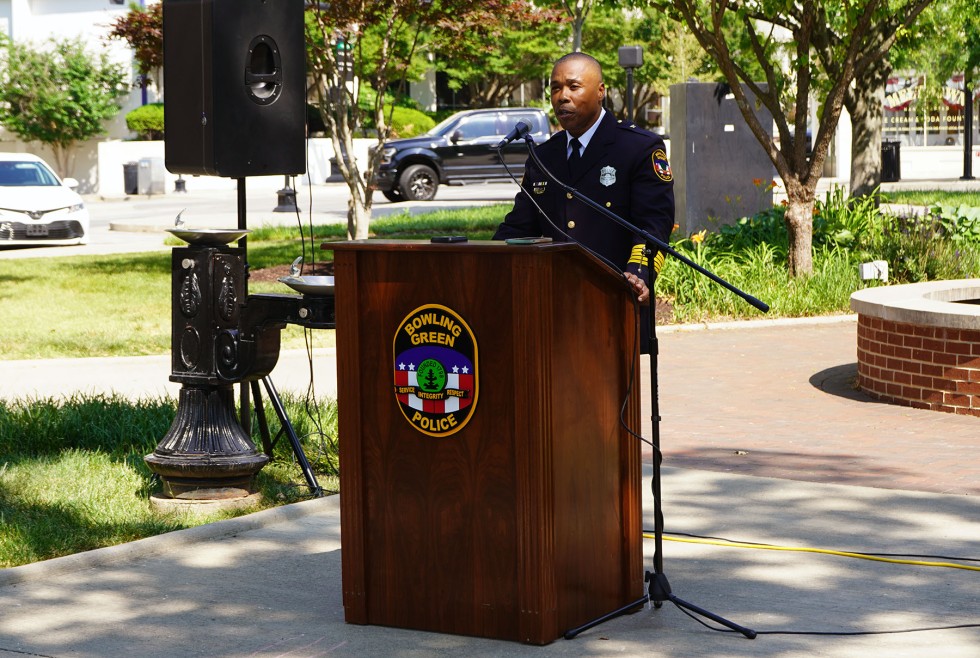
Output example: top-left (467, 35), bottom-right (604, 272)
top-left (566, 192), bottom-right (573, 199)
top-left (567, 221), bottom-right (576, 229)
top-left (605, 202), bottom-right (611, 207)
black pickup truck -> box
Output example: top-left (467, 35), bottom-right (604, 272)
top-left (372, 107), bottom-right (551, 202)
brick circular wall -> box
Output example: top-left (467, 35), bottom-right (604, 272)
top-left (851, 280), bottom-right (980, 417)
top-left (856, 315), bottom-right (980, 416)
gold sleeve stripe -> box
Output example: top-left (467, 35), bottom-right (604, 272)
top-left (628, 243), bottom-right (648, 266)
top-left (653, 250), bottom-right (665, 274)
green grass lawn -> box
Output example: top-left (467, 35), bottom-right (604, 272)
top-left (0, 206), bottom-right (507, 360)
top-left (0, 392), bottom-right (338, 568)
top-left (882, 189), bottom-right (980, 207)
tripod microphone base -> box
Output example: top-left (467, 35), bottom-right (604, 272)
top-left (563, 595), bottom-right (648, 640)
top-left (647, 571), bottom-right (757, 639)
top-left (562, 570), bottom-right (757, 640)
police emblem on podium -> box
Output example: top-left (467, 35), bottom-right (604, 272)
top-left (393, 304), bottom-right (479, 437)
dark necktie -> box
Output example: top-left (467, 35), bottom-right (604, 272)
top-left (568, 137), bottom-right (582, 176)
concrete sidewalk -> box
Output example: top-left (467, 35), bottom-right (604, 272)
top-left (0, 466), bottom-right (976, 657)
top-left (1, 318), bottom-right (978, 657)
top-left (0, 348), bottom-right (339, 402)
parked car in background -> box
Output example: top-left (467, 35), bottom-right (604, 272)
top-left (372, 107), bottom-right (552, 201)
top-left (0, 153), bottom-right (89, 246)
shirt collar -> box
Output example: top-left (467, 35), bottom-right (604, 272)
top-left (567, 108), bottom-right (605, 156)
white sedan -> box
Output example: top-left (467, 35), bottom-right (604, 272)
top-left (0, 153), bottom-right (89, 246)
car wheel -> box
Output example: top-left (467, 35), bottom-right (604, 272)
top-left (381, 188), bottom-right (403, 202)
top-left (398, 164), bottom-right (438, 201)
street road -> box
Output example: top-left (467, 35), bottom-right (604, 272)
top-left (0, 179), bottom-right (520, 260)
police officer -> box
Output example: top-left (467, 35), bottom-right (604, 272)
top-left (493, 52), bottom-right (675, 304)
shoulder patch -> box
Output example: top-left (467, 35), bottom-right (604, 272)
top-left (652, 148), bottom-right (672, 182)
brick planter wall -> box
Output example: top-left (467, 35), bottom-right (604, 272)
top-left (856, 315), bottom-right (980, 416)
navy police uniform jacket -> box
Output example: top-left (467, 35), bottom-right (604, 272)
top-left (493, 111), bottom-right (675, 286)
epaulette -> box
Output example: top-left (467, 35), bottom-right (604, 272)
top-left (616, 119), bottom-right (640, 130)
top-left (615, 119), bottom-right (660, 142)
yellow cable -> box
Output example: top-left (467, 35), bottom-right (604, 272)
top-left (643, 534), bottom-right (980, 572)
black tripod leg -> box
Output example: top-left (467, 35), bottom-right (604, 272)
top-left (261, 376), bottom-right (323, 497)
top-left (250, 380), bottom-right (275, 457)
top-left (563, 595), bottom-right (649, 640)
top-left (647, 571), bottom-right (756, 639)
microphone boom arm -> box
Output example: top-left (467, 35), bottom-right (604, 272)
top-left (520, 133), bottom-right (769, 313)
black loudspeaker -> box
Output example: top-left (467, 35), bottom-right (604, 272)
top-left (163, 0), bottom-right (306, 178)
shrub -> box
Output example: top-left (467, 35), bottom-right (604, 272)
top-left (812, 185), bottom-right (883, 257)
top-left (716, 206), bottom-right (788, 255)
top-left (877, 215), bottom-right (980, 282)
top-left (126, 102), bottom-right (164, 140)
top-left (388, 106), bottom-right (435, 138)
top-left (930, 203), bottom-right (980, 244)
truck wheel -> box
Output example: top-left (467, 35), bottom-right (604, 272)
top-left (381, 189), bottom-right (403, 202)
top-left (399, 164), bottom-right (438, 201)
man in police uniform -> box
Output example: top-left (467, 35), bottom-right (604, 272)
top-left (493, 52), bottom-right (675, 305)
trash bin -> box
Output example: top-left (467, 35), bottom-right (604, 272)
top-left (123, 162), bottom-right (138, 195)
top-left (881, 141), bottom-right (901, 182)
top-left (137, 157), bottom-right (166, 195)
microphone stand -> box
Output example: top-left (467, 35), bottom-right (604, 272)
top-left (518, 134), bottom-right (765, 640)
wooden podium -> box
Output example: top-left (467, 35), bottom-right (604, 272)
top-left (330, 239), bottom-right (643, 645)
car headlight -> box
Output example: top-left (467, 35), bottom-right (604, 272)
top-left (381, 147), bottom-right (397, 164)
top-left (68, 202), bottom-right (85, 213)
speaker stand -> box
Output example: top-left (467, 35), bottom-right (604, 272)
top-left (251, 377), bottom-right (323, 496)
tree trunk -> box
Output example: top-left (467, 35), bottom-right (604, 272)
top-left (563, 0), bottom-right (590, 52)
top-left (51, 145), bottom-right (71, 179)
top-left (572, 16), bottom-right (584, 52)
top-left (783, 183), bottom-right (816, 276)
top-left (847, 64), bottom-right (890, 200)
top-left (347, 180), bottom-right (371, 240)
top-left (337, 148), bottom-right (372, 240)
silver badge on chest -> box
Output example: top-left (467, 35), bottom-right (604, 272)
top-left (599, 166), bottom-right (616, 187)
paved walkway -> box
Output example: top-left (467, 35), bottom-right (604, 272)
top-left (654, 317), bottom-right (980, 496)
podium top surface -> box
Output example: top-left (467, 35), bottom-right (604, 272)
top-left (323, 239), bottom-right (628, 287)
top-left (323, 238), bottom-right (571, 253)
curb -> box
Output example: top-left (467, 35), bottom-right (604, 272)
top-left (109, 221), bottom-right (170, 233)
top-left (0, 494), bottom-right (340, 587)
top-left (657, 312), bottom-right (858, 334)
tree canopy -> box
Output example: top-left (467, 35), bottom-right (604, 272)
top-left (106, 1), bottom-right (164, 91)
top-left (662, 0), bottom-right (933, 276)
top-left (0, 35), bottom-right (128, 175)
top-left (432, 3), bottom-right (565, 108)
top-left (306, 0), bottom-right (544, 239)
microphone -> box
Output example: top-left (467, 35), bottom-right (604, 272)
top-left (494, 120), bottom-right (532, 149)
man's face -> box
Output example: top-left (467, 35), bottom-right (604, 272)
top-left (550, 57), bottom-right (605, 137)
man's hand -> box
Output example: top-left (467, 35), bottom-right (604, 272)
top-left (623, 272), bottom-right (649, 304)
